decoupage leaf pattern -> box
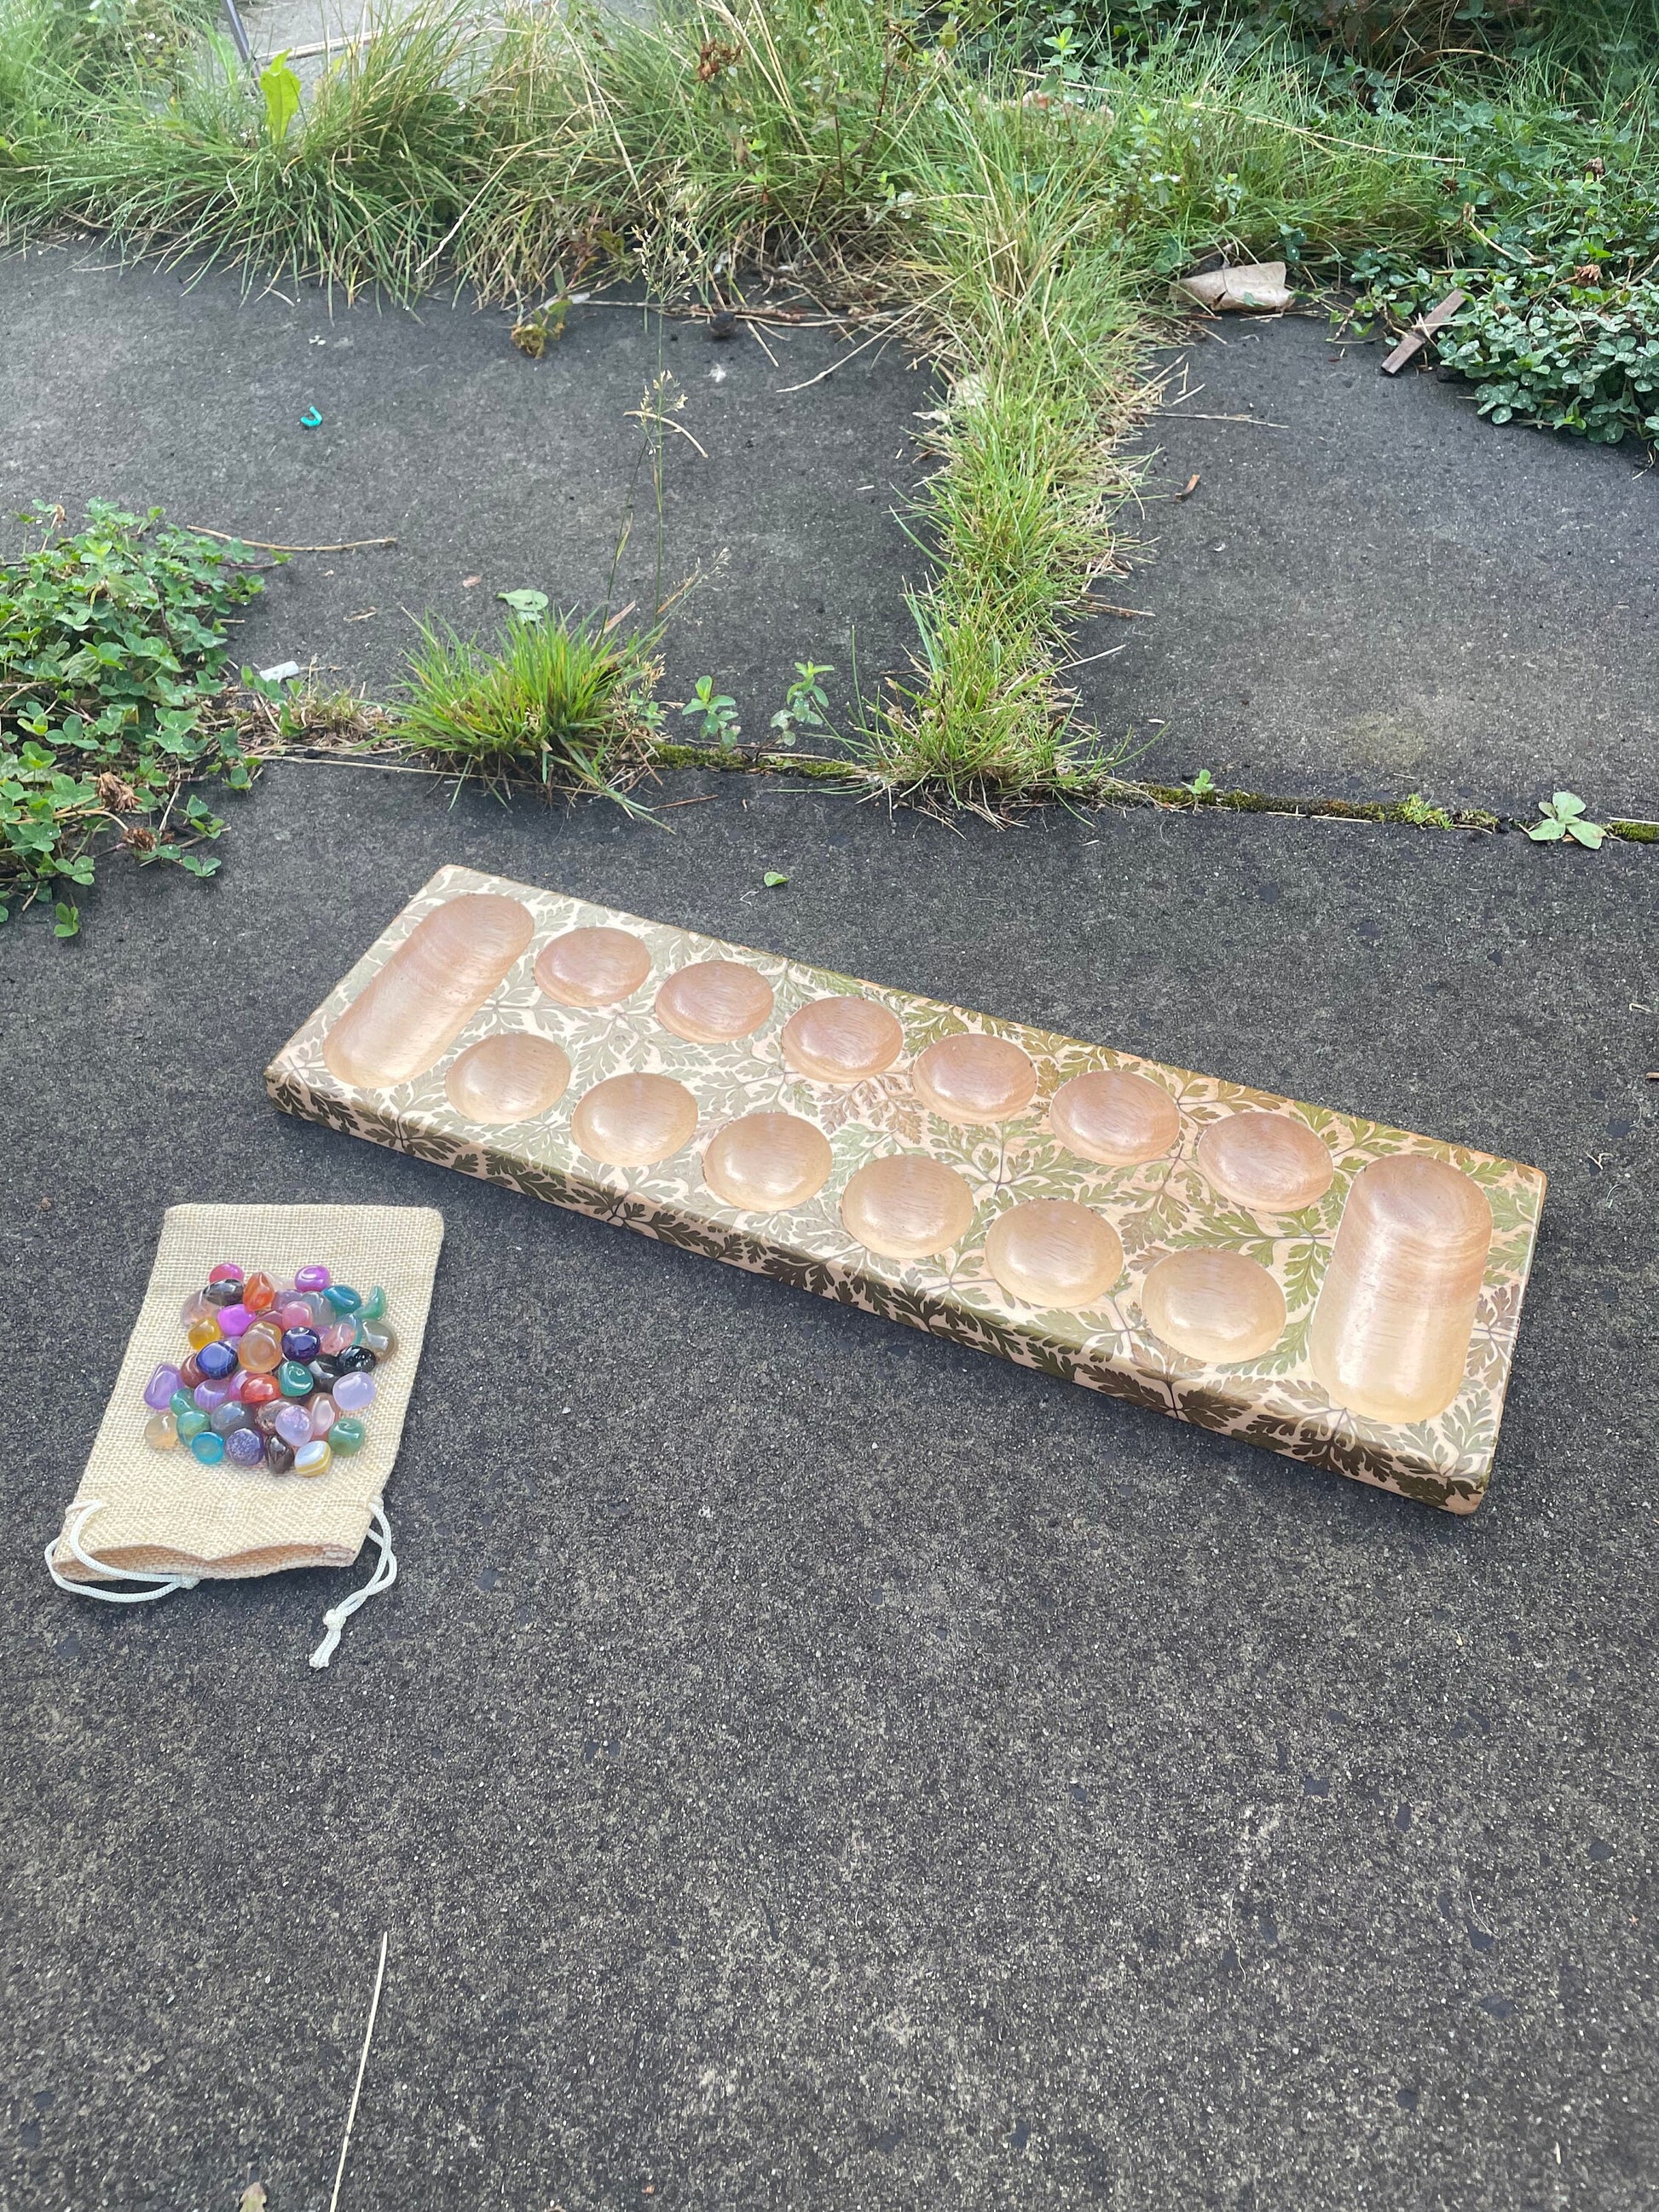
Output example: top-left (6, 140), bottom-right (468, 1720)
top-left (264, 863), bottom-right (1547, 1514)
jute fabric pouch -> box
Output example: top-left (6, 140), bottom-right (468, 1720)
top-left (48, 1205), bottom-right (442, 1621)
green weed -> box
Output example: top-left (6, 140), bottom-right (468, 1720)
top-left (396, 606), bottom-right (662, 809)
top-left (0, 500), bottom-right (263, 923)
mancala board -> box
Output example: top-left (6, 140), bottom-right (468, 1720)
top-left (266, 864), bottom-right (1546, 1511)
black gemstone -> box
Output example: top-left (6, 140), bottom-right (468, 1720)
top-left (202, 1279), bottom-right (242, 1308)
top-left (310, 1354), bottom-right (344, 1385)
top-left (337, 1345), bottom-right (378, 1373)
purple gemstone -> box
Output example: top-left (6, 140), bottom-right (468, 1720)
top-left (196, 1339), bottom-right (239, 1381)
top-left (275, 1403), bottom-right (313, 1449)
top-left (143, 1363), bottom-right (182, 1411)
top-left (295, 1263), bottom-right (332, 1291)
top-left (194, 1379), bottom-right (235, 1412)
top-left (225, 1427), bottom-right (266, 1467)
top-left (332, 1369), bottom-right (377, 1413)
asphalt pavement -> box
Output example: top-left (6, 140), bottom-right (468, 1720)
top-left (5, 762), bottom-right (1656, 2209)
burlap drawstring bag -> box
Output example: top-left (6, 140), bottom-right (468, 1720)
top-left (45, 1204), bottom-right (443, 1667)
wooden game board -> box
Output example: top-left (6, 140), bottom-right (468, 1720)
top-left (266, 864), bottom-right (1546, 1511)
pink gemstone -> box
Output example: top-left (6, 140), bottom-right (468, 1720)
top-left (217, 1302), bottom-right (253, 1337)
top-left (309, 1394), bottom-right (338, 1438)
top-left (208, 1262), bottom-right (244, 1285)
top-left (332, 1370), bottom-right (376, 1413)
top-left (321, 1320), bottom-right (358, 1356)
top-left (274, 1403), bottom-right (313, 1448)
top-left (275, 1299), bottom-right (312, 1331)
top-left (295, 1263), bottom-right (332, 1291)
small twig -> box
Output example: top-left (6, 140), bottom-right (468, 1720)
top-left (1173, 472), bottom-right (1201, 500)
top-left (182, 530), bottom-right (398, 553)
top-left (775, 324), bottom-right (894, 394)
top-left (1151, 410), bottom-right (1289, 428)
top-left (1086, 600), bottom-right (1154, 620)
top-left (328, 1933), bottom-right (389, 2212)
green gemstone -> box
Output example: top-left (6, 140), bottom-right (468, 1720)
top-left (176, 1407), bottom-right (208, 1441)
top-left (278, 1360), bottom-right (314, 1398)
top-left (170, 1388), bottom-right (195, 1418)
top-left (330, 1416), bottom-right (367, 1456)
top-left (361, 1285), bottom-right (387, 1322)
top-left (325, 1284), bottom-right (363, 1315)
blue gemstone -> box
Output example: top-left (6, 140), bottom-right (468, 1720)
top-left (197, 1339), bottom-right (239, 1380)
top-left (280, 1327), bottom-right (321, 1363)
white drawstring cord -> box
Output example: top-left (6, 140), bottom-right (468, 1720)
top-left (309, 1505), bottom-right (397, 1671)
top-left (45, 1498), bottom-right (396, 1664)
top-left (43, 1499), bottom-right (201, 1604)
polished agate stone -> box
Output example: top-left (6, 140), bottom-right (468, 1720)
top-left (913, 1033), bottom-right (1038, 1124)
top-left (332, 1369), bottom-right (377, 1413)
top-left (275, 1402), bottom-right (313, 1448)
top-left (295, 1264), bottom-right (331, 1292)
top-left (535, 925), bottom-right (652, 1008)
top-left (281, 1327), bottom-right (321, 1365)
top-left (361, 1286), bottom-right (389, 1322)
top-left (1139, 1248), bottom-right (1286, 1364)
top-left (217, 1302), bottom-right (253, 1338)
top-left (176, 1407), bottom-right (208, 1441)
top-left (243, 1272), bottom-right (277, 1314)
top-left (186, 1314), bottom-right (221, 1353)
top-left (571, 1073), bottom-right (699, 1167)
top-left (309, 1394), bottom-right (339, 1439)
top-left (359, 1320), bottom-right (397, 1359)
top-left (781, 996), bottom-right (904, 1084)
top-left (241, 1375), bottom-right (279, 1407)
top-left (278, 1360), bottom-right (315, 1399)
top-left (179, 1353), bottom-right (205, 1389)
top-left (208, 1262), bottom-right (243, 1285)
top-left (1050, 1069), bottom-right (1182, 1167)
top-left (190, 1431), bottom-right (226, 1465)
top-left (144, 1411), bottom-right (177, 1451)
top-left (226, 1427), bottom-right (266, 1468)
top-left (655, 960), bottom-right (775, 1044)
top-left (210, 1401), bottom-right (253, 1437)
top-left (240, 1325), bottom-right (282, 1375)
top-left (331, 1416), bottom-right (367, 1456)
top-left (202, 1279), bottom-right (241, 1309)
top-left (702, 1112), bottom-right (834, 1212)
top-left (1309, 1154), bottom-right (1493, 1424)
top-left (320, 1321), bottom-right (358, 1358)
top-left (266, 1435), bottom-right (297, 1475)
top-left (841, 1154), bottom-right (976, 1261)
top-left (295, 1439), bottom-right (332, 1478)
top-left (143, 1363), bottom-right (182, 1411)
top-left (984, 1200), bottom-right (1124, 1308)
top-left (337, 1344), bottom-right (376, 1373)
top-left (324, 1285), bottom-right (363, 1316)
top-left (252, 1401), bottom-right (286, 1436)
top-left (1196, 1112), bottom-right (1333, 1214)
top-left (323, 893), bottom-right (536, 1089)
top-left (446, 1032), bottom-right (572, 1125)
top-left (193, 1379), bottom-right (233, 1413)
top-left (197, 1340), bottom-right (238, 1381)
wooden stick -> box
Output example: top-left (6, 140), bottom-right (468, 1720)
top-left (1381, 288), bottom-right (1466, 377)
top-left (327, 1933), bottom-right (389, 2212)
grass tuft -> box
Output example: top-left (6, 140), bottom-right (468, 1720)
top-left (395, 606), bottom-right (662, 811)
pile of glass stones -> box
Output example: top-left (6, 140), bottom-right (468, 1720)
top-left (140, 1262), bottom-right (396, 1477)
